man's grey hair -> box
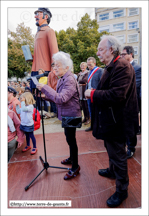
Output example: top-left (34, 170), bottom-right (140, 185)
top-left (101, 35), bottom-right (122, 56)
top-left (52, 51), bottom-right (73, 71)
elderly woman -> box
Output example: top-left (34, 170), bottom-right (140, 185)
top-left (77, 62), bottom-right (90, 125)
top-left (36, 51), bottom-right (81, 180)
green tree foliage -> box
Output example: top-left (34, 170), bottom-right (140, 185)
top-left (56, 13), bottom-right (109, 73)
top-left (8, 23), bottom-right (34, 80)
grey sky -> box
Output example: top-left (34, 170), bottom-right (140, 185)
top-left (8, 8), bottom-right (95, 35)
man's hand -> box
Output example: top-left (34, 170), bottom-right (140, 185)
top-left (85, 89), bottom-right (92, 99)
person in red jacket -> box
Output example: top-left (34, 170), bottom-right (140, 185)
top-left (8, 87), bottom-right (21, 119)
top-left (8, 109), bottom-right (25, 161)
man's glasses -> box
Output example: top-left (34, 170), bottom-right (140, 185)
top-left (35, 12), bottom-right (43, 16)
top-left (120, 53), bottom-right (128, 56)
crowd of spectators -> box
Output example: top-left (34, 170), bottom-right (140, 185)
top-left (8, 80), bottom-right (40, 161)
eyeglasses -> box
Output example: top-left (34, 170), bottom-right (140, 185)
top-left (35, 12), bottom-right (43, 16)
top-left (53, 64), bottom-right (61, 68)
top-left (120, 53), bottom-right (128, 56)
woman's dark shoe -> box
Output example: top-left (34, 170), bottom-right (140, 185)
top-left (64, 165), bottom-right (80, 180)
top-left (61, 158), bottom-right (72, 165)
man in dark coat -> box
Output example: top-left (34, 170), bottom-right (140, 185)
top-left (85, 35), bottom-right (139, 207)
top-left (121, 46), bottom-right (141, 158)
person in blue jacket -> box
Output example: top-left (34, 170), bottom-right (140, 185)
top-left (121, 46), bottom-right (141, 158)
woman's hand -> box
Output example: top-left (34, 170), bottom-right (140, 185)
top-left (41, 93), bottom-right (46, 98)
top-left (36, 83), bottom-right (45, 91)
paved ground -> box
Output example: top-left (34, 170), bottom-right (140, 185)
top-left (8, 112), bottom-right (141, 211)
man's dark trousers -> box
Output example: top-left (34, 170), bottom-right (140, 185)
top-left (104, 138), bottom-right (129, 193)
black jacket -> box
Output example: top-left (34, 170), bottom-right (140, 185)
top-left (92, 56), bottom-right (139, 141)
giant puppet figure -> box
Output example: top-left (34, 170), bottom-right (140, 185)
top-left (30, 8), bottom-right (59, 91)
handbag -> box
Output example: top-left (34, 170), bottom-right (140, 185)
top-left (62, 74), bottom-right (82, 128)
top-left (62, 116), bottom-right (82, 128)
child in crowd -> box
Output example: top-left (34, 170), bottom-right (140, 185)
top-left (16, 92), bottom-right (37, 155)
top-left (15, 86), bottom-right (25, 100)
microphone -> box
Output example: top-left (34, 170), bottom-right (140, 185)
top-left (27, 71), bottom-right (50, 81)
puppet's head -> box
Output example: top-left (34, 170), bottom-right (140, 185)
top-left (34, 8), bottom-right (52, 26)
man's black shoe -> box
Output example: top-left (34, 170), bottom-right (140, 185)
top-left (85, 126), bottom-right (92, 132)
top-left (106, 191), bottom-right (128, 207)
top-left (98, 168), bottom-right (116, 179)
top-left (127, 149), bottom-right (134, 159)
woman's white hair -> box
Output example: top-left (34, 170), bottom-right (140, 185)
top-left (52, 51), bottom-right (73, 71)
top-left (101, 35), bottom-right (122, 56)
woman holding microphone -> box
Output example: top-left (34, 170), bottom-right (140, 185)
top-left (36, 51), bottom-right (81, 180)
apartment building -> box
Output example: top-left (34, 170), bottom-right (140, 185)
top-left (95, 8), bottom-right (142, 65)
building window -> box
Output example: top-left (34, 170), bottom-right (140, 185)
top-left (113, 23), bottom-right (124, 31)
top-left (99, 13), bottom-right (109, 21)
top-left (133, 47), bottom-right (138, 55)
top-left (128, 8), bottom-right (139, 16)
top-left (113, 10), bottom-right (124, 18)
top-left (128, 21), bottom-right (138, 30)
top-left (115, 35), bottom-right (125, 44)
top-left (98, 25), bottom-right (110, 33)
top-left (128, 34), bottom-right (138, 43)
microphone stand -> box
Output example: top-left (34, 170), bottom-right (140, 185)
top-left (25, 90), bottom-right (70, 191)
